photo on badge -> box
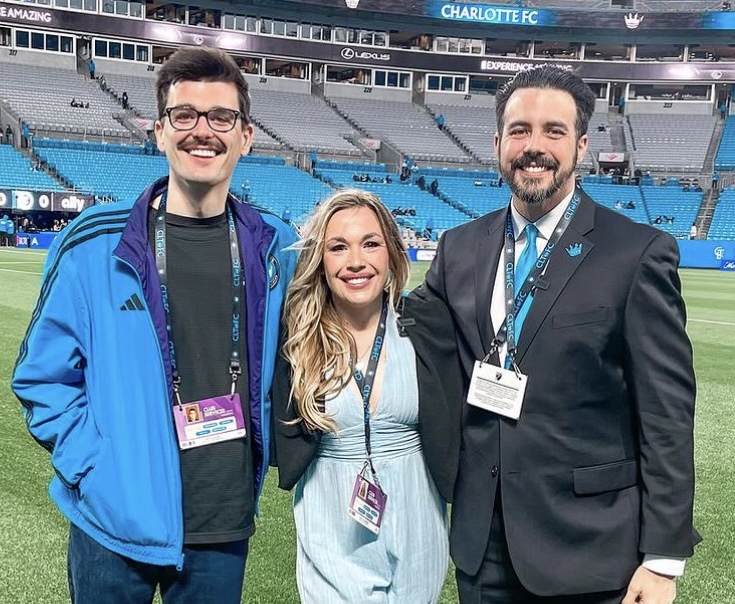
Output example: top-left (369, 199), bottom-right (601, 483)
top-left (185, 404), bottom-right (201, 423)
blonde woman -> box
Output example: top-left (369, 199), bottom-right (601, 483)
top-left (272, 189), bottom-right (464, 603)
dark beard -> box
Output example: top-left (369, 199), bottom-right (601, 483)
top-left (500, 151), bottom-right (576, 205)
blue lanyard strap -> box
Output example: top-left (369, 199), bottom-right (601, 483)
top-left (486, 192), bottom-right (580, 365)
top-left (154, 192), bottom-right (244, 405)
top-left (352, 299), bottom-right (388, 486)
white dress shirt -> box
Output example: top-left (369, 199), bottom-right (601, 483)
top-left (488, 190), bottom-right (685, 578)
top-left (489, 190), bottom-right (573, 367)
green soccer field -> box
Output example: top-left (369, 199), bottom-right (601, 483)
top-left (1, 248), bottom-right (734, 603)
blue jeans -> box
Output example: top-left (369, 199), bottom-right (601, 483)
top-left (68, 524), bottom-right (248, 604)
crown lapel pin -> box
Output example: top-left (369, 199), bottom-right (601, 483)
top-left (566, 243), bottom-right (583, 257)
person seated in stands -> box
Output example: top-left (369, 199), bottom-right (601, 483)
top-left (408, 207), bottom-right (416, 216)
top-left (384, 175), bottom-right (392, 184)
top-left (429, 179), bottom-right (439, 195)
top-left (668, 216), bottom-right (675, 224)
top-left (614, 200), bottom-right (623, 209)
top-left (99, 75), bottom-right (108, 92)
top-left (497, 176), bottom-right (504, 188)
top-left (122, 91), bottom-right (129, 110)
top-left (625, 200), bottom-right (636, 210)
top-left (588, 167), bottom-right (597, 175)
top-left (70, 98), bottom-right (76, 107)
top-left (474, 180), bottom-right (484, 187)
top-left (660, 177), bottom-right (667, 185)
top-left (352, 174), bottom-right (360, 182)
top-left (597, 123), bottom-right (606, 132)
top-left (417, 175), bottom-right (426, 190)
top-left (654, 216), bottom-right (663, 225)
top-left (84, 102), bottom-right (90, 109)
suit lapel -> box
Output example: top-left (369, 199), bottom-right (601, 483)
top-left (475, 210), bottom-right (507, 358)
top-left (515, 190), bottom-right (596, 363)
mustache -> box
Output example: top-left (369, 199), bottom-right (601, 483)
top-left (178, 138), bottom-right (225, 153)
top-left (511, 153), bottom-right (558, 171)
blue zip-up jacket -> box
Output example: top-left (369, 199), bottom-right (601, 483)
top-left (12, 178), bottom-right (297, 567)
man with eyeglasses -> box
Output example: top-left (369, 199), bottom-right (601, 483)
top-left (13, 47), bottom-right (297, 603)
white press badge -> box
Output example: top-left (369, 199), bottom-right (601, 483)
top-left (467, 360), bottom-right (527, 420)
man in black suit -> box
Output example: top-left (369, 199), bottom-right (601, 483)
top-left (417, 65), bottom-right (697, 603)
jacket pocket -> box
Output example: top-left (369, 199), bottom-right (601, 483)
top-left (573, 458), bottom-right (639, 495)
top-left (77, 437), bottom-right (110, 500)
top-left (552, 307), bottom-right (608, 329)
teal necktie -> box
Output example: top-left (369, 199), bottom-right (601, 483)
top-left (506, 223), bottom-right (539, 368)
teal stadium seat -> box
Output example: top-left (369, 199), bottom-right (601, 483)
top-left (709, 189), bottom-right (735, 239)
top-left (35, 144), bottom-right (331, 221)
top-left (316, 167), bottom-right (468, 232)
top-left (0, 146), bottom-right (67, 192)
top-left (715, 117), bottom-right (735, 172)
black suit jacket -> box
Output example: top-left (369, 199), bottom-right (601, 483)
top-left (271, 293), bottom-right (464, 503)
top-left (421, 189), bottom-right (697, 596)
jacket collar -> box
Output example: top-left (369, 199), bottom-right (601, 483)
top-left (114, 176), bottom-right (276, 271)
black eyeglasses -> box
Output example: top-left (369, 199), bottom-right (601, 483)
top-left (163, 106), bottom-right (244, 133)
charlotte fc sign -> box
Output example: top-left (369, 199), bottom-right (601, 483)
top-left (426, 2), bottom-right (555, 26)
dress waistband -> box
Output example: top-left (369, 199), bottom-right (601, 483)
top-left (317, 422), bottom-right (422, 461)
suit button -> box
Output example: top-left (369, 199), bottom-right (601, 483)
top-left (491, 465), bottom-right (499, 478)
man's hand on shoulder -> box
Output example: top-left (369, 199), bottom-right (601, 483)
top-left (622, 566), bottom-right (676, 604)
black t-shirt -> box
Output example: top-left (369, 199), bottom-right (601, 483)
top-left (148, 207), bottom-right (254, 544)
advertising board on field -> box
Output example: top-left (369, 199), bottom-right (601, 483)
top-left (0, 189), bottom-right (94, 213)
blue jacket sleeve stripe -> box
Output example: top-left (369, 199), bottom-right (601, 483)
top-left (15, 219), bottom-right (128, 367)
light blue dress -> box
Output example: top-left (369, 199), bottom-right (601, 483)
top-left (293, 313), bottom-right (449, 603)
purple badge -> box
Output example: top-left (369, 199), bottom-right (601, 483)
top-left (348, 473), bottom-right (387, 535)
top-left (172, 394), bottom-right (246, 450)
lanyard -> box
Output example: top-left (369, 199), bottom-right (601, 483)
top-left (154, 192), bottom-right (244, 406)
top-left (486, 192), bottom-right (580, 366)
top-left (352, 299), bottom-right (388, 486)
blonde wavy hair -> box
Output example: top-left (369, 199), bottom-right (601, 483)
top-left (283, 188), bottom-right (410, 433)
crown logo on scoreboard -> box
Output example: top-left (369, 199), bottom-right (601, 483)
top-left (345, 0), bottom-right (360, 7)
top-left (623, 13), bottom-right (644, 29)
